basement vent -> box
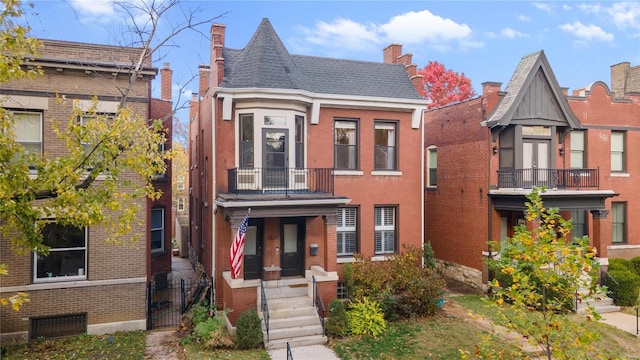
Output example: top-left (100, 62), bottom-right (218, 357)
top-left (29, 313), bottom-right (87, 340)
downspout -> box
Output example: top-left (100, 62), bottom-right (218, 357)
top-left (421, 108), bottom-right (425, 268)
top-left (211, 91), bottom-right (217, 283)
top-left (486, 125), bottom-right (494, 287)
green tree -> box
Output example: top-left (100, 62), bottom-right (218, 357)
top-left (480, 188), bottom-right (606, 359)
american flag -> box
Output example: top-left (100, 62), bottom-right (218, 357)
top-left (229, 214), bottom-right (249, 279)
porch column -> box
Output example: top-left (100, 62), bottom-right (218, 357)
top-left (324, 214), bottom-right (337, 272)
top-left (590, 209), bottom-right (609, 259)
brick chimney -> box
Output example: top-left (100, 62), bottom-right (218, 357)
top-left (383, 44), bottom-right (402, 64)
top-left (482, 82), bottom-right (503, 112)
top-left (211, 24), bottom-right (226, 88)
top-left (610, 62), bottom-right (629, 99)
top-left (198, 65), bottom-right (210, 97)
top-left (160, 62), bottom-right (172, 101)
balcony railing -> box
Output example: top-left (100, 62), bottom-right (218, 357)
top-left (497, 168), bottom-right (599, 189)
top-left (227, 167), bottom-right (334, 195)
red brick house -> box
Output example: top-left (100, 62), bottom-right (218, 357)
top-left (424, 50), bottom-right (639, 289)
top-left (189, 18), bottom-right (426, 347)
top-left (0, 40), bottom-right (172, 342)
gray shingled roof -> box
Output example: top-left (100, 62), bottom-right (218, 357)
top-left (484, 50), bottom-right (580, 128)
top-left (220, 18), bottom-right (421, 100)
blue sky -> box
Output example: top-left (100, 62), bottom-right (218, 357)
top-left (23, 1), bottom-right (640, 124)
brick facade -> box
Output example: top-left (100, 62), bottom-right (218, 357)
top-left (0, 39), bottom-right (167, 342)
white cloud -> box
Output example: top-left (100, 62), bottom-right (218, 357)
top-left (532, 2), bottom-right (553, 13)
top-left (577, 3), bottom-right (601, 14)
top-left (562, 4), bottom-right (572, 11)
top-left (518, 15), bottom-right (530, 22)
top-left (607, 2), bottom-right (640, 29)
top-left (69, 0), bottom-right (115, 16)
top-left (297, 18), bottom-right (381, 52)
top-left (559, 22), bottom-right (615, 42)
top-left (292, 9), bottom-right (482, 55)
top-left (486, 28), bottom-right (528, 39)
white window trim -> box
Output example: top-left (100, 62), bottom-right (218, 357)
top-left (33, 221), bottom-right (87, 284)
top-left (426, 145), bottom-right (437, 188)
top-left (371, 170), bottom-right (402, 176)
top-left (374, 207), bottom-right (396, 255)
top-left (151, 208), bottom-right (165, 253)
top-left (337, 208), bottom-right (357, 257)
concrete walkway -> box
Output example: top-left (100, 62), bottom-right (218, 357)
top-left (268, 344), bottom-right (340, 360)
top-left (600, 311), bottom-right (640, 337)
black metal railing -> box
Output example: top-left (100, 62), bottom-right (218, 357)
top-left (260, 279), bottom-right (270, 343)
top-left (497, 168), bottom-right (599, 189)
top-left (227, 167), bottom-right (334, 195)
top-left (147, 276), bottom-right (212, 330)
top-left (287, 342), bottom-right (294, 360)
top-left (600, 271), bottom-right (620, 304)
top-left (312, 275), bottom-right (326, 336)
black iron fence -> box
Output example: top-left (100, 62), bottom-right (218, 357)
top-left (227, 167), bottom-right (334, 195)
top-left (147, 276), bottom-right (212, 330)
top-left (497, 168), bottom-right (599, 189)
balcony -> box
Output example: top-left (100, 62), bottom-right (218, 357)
top-left (227, 167), bottom-right (334, 195)
top-left (497, 168), bottom-right (599, 189)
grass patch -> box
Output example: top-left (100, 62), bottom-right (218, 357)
top-left (182, 343), bottom-right (270, 360)
top-left (0, 331), bottom-right (146, 360)
top-left (330, 313), bottom-right (518, 360)
top-left (451, 295), bottom-right (640, 360)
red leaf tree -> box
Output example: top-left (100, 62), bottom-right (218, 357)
top-left (417, 61), bottom-right (476, 109)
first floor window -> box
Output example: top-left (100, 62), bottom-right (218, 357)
top-left (34, 222), bottom-right (87, 281)
top-left (611, 202), bottom-right (626, 244)
top-left (571, 210), bottom-right (587, 239)
top-left (151, 207), bottom-right (165, 252)
top-left (337, 207), bottom-right (357, 256)
top-left (374, 206), bottom-right (396, 254)
top-left (177, 197), bottom-right (185, 211)
top-left (337, 282), bottom-right (348, 300)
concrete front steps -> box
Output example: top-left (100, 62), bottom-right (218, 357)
top-left (260, 281), bottom-right (327, 350)
top-left (576, 292), bottom-right (620, 314)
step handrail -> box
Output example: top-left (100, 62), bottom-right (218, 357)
top-left (287, 341), bottom-right (294, 360)
top-left (260, 279), bottom-right (270, 342)
top-left (312, 275), bottom-right (326, 335)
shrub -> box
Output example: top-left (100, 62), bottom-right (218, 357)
top-left (608, 258), bottom-right (632, 272)
top-left (182, 301), bottom-right (234, 349)
top-left (347, 297), bottom-right (386, 337)
top-left (350, 246), bottom-right (446, 319)
top-left (423, 241), bottom-right (436, 269)
top-left (630, 256), bottom-right (640, 275)
top-left (607, 269), bottom-right (640, 306)
top-left (325, 299), bottom-right (349, 337)
top-left (235, 309), bottom-right (263, 349)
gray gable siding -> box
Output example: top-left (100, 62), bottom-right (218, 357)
top-left (512, 70), bottom-right (566, 124)
top-left (485, 50), bottom-right (580, 129)
top-left (219, 18), bottom-right (421, 100)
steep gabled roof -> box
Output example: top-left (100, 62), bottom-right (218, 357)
top-left (484, 50), bottom-right (580, 129)
top-left (220, 18), bottom-right (421, 100)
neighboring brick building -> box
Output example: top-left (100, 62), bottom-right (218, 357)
top-left (189, 18), bottom-right (426, 342)
top-left (424, 51), bottom-right (638, 289)
top-left (0, 40), bottom-right (172, 342)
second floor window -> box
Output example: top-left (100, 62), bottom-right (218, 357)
top-left (240, 114), bottom-right (254, 168)
top-left (374, 206), bottom-right (396, 255)
top-left (610, 131), bottom-right (625, 172)
top-left (427, 147), bottom-right (437, 187)
top-left (374, 122), bottom-right (397, 170)
top-left (177, 197), bottom-right (185, 211)
top-left (12, 110), bottom-right (42, 156)
top-left (337, 207), bottom-right (357, 256)
top-left (334, 120), bottom-right (358, 170)
top-left (570, 131), bottom-right (585, 169)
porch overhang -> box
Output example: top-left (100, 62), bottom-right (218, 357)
top-left (489, 189), bottom-right (617, 211)
top-left (214, 196), bottom-right (350, 224)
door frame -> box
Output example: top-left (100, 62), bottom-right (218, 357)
top-left (243, 218), bottom-right (264, 280)
top-left (262, 128), bottom-right (289, 188)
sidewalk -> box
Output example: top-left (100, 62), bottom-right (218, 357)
top-left (268, 344), bottom-right (340, 360)
top-left (600, 311), bottom-right (640, 337)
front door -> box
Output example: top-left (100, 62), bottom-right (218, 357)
top-left (280, 218), bottom-right (305, 277)
top-left (243, 219), bottom-right (263, 280)
top-left (263, 129), bottom-right (288, 188)
top-left (523, 139), bottom-right (550, 188)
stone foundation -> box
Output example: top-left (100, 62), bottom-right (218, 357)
top-left (436, 259), bottom-right (484, 290)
